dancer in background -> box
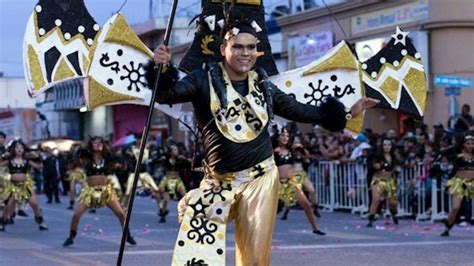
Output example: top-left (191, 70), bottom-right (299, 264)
top-left (0, 140), bottom-right (47, 231)
top-left (63, 137), bottom-right (136, 246)
top-left (274, 129), bottom-right (325, 235)
top-left (292, 136), bottom-right (320, 217)
top-left (66, 145), bottom-right (87, 210)
top-left (122, 142), bottom-right (161, 214)
top-left (157, 144), bottom-right (188, 223)
top-left (441, 131), bottom-right (474, 236)
top-left (0, 132), bottom-right (8, 210)
top-left (367, 138), bottom-right (400, 227)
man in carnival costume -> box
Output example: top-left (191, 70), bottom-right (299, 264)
top-left (150, 15), bottom-right (379, 265)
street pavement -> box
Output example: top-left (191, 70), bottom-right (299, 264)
top-left (1, 194), bottom-right (473, 266)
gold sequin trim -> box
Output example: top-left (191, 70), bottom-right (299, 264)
top-left (27, 44), bottom-right (45, 92)
top-left (201, 35), bottom-right (214, 55)
top-left (88, 77), bottom-right (138, 109)
top-left (53, 58), bottom-right (76, 82)
top-left (303, 43), bottom-right (357, 76)
top-left (379, 76), bottom-right (400, 105)
top-left (403, 68), bottom-right (427, 115)
top-left (104, 14), bottom-right (153, 58)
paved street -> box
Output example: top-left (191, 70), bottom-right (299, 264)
top-left (1, 195), bottom-right (473, 266)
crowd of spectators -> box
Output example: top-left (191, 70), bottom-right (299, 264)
top-left (2, 104), bottom-right (472, 222)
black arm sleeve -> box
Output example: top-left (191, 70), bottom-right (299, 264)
top-left (271, 84), bottom-right (347, 131)
top-left (145, 61), bottom-right (201, 104)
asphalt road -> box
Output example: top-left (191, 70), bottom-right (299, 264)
top-left (1, 194), bottom-right (473, 266)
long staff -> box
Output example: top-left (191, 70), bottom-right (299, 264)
top-left (116, 1), bottom-right (179, 264)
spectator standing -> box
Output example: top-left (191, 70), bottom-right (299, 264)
top-left (42, 147), bottom-right (63, 203)
top-left (454, 104), bottom-right (473, 133)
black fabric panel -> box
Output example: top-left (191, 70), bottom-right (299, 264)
top-left (179, 0), bottom-right (278, 76)
top-left (66, 51), bottom-right (82, 76)
top-left (363, 33), bottom-right (418, 75)
top-left (400, 86), bottom-right (422, 118)
top-left (364, 84), bottom-right (392, 109)
top-left (36, 0), bottom-right (99, 43)
top-left (44, 46), bottom-right (61, 82)
top-left (365, 84), bottom-right (422, 119)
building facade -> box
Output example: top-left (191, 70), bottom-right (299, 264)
top-left (275, 0), bottom-right (473, 135)
top-left (0, 78), bottom-right (37, 142)
top-left (139, 0), bottom-right (474, 141)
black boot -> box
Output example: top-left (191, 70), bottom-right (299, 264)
top-left (35, 215), bottom-right (48, 230)
top-left (281, 209), bottom-right (289, 221)
top-left (158, 209), bottom-right (169, 223)
top-left (313, 204), bottom-right (321, 218)
top-left (17, 209), bottom-right (28, 217)
top-left (126, 230), bottom-right (137, 245)
top-left (276, 200), bottom-right (284, 214)
top-left (63, 230), bottom-right (76, 246)
top-left (390, 210), bottom-right (399, 225)
top-left (313, 229), bottom-right (326, 235)
top-left (367, 214), bottom-right (375, 228)
top-left (67, 200), bottom-right (74, 210)
top-left (440, 219), bottom-right (453, 237)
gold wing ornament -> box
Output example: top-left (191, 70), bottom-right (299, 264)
top-left (272, 27), bottom-right (427, 133)
top-left (23, 1), bottom-right (182, 118)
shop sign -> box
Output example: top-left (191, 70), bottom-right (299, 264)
top-left (288, 31), bottom-right (333, 69)
top-left (351, 0), bottom-right (429, 34)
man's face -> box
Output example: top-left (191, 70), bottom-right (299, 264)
top-left (0, 136), bottom-right (4, 146)
top-left (221, 33), bottom-right (257, 79)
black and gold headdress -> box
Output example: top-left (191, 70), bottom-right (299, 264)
top-left (179, 0), bottom-right (278, 76)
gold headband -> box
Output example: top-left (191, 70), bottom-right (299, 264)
top-left (465, 135), bottom-right (474, 141)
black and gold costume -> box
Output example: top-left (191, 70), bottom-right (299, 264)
top-left (63, 151), bottom-right (136, 246)
top-left (151, 61), bottom-right (347, 265)
top-left (446, 156), bottom-right (474, 198)
top-left (154, 63), bottom-right (347, 174)
top-left (160, 156), bottom-right (188, 200)
top-left (370, 157), bottom-right (398, 199)
top-left (0, 146), bottom-right (8, 205)
top-left (367, 153), bottom-right (399, 227)
top-left (1, 157), bottom-right (47, 231)
top-left (77, 158), bottom-right (117, 209)
top-left (275, 151), bottom-right (300, 209)
top-left (440, 136), bottom-right (474, 237)
top-left (3, 159), bottom-right (35, 202)
top-left (123, 146), bottom-right (159, 210)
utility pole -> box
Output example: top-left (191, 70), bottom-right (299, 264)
top-left (149, 0), bottom-right (153, 19)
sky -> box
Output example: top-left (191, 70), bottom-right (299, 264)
top-left (0, 0), bottom-right (202, 77)
top-left (0, 0), bottom-right (342, 78)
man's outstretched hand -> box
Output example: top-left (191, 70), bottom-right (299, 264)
top-left (350, 97), bottom-right (380, 117)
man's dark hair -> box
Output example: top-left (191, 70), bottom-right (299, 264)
top-left (0, 131), bottom-right (6, 138)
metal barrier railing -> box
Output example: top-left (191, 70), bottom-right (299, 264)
top-left (308, 161), bottom-right (473, 223)
top-left (310, 161), bottom-right (369, 214)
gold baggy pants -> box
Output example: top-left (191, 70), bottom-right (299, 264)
top-left (173, 156), bottom-right (279, 266)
